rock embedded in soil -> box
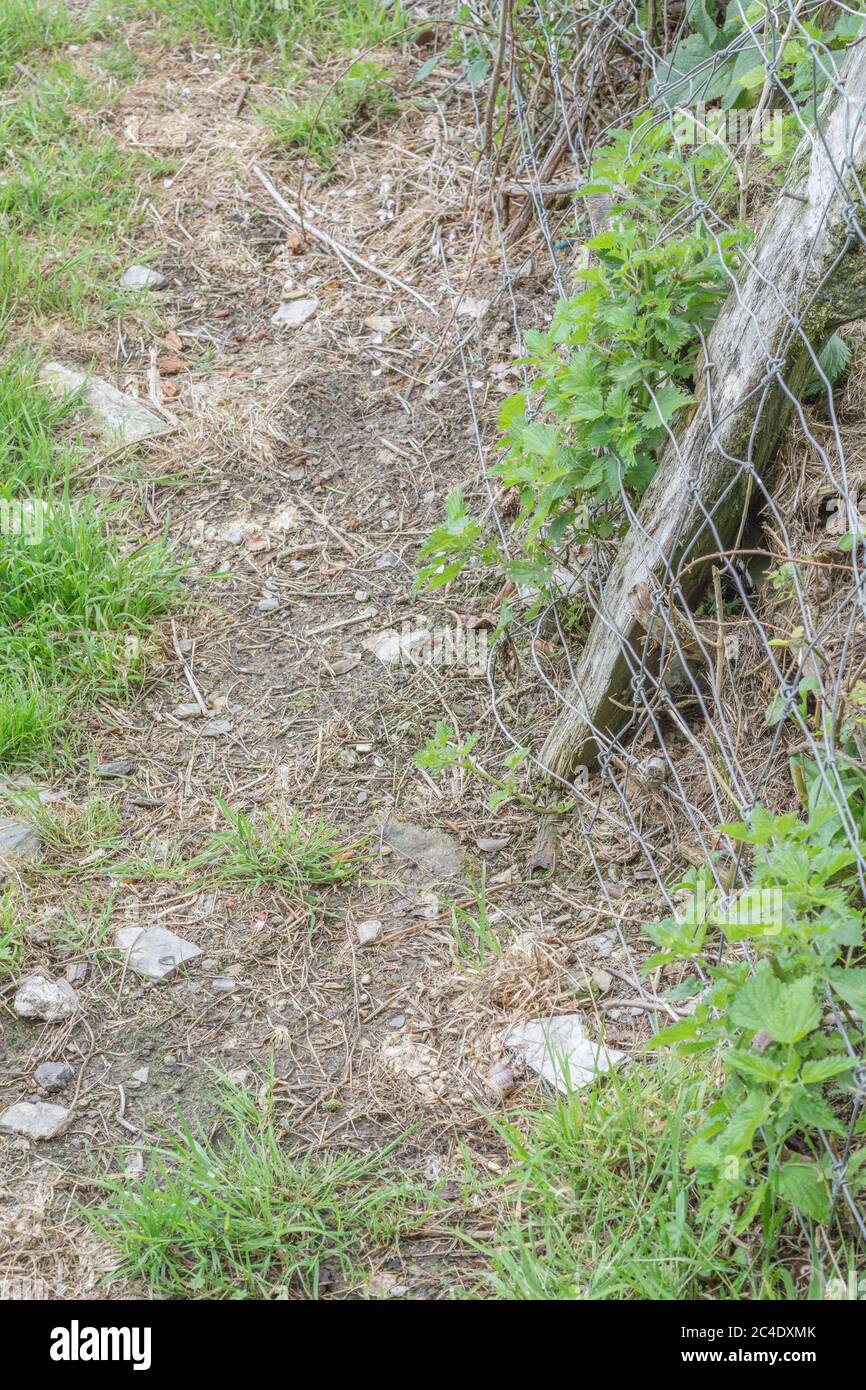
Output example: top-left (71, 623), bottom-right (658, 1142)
top-left (590, 929), bottom-right (618, 959)
top-left (0, 1101), bottom-right (69, 1140)
top-left (382, 817), bottom-right (464, 882)
top-left (380, 1034), bottom-right (443, 1102)
top-left (270, 296), bottom-right (318, 328)
top-left (375, 549), bottom-right (400, 568)
top-left (14, 976), bottom-right (80, 1022)
top-left (0, 817), bottom-right (41, 865)
top-left (120, 264), bottom-right (167, 290)
top-left (41, 363), bottom-right (172, 446)
top-left (34, 1062), bottom-right (74, 1093)
top-left (258, 595), bottom-right (280, 612)
top-left (505, 1015), bottom-right (627, 1094)
top-left (356, 919), bottom-right (382, 946)
top-left (201, 719), bottom-right (233, 737)
top-left (94, 759), bottom-right (134, 778)
top-left (115, 925), bottom-right (202, 981)
top-left (174, 702), bottom-right (206, 719)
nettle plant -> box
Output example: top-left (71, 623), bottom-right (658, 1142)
top-left (648, 805), bottom-right (866, 1231)
top-left (417, 123), bottom-right (742, 594)
top-left (654, 0), bottom-right (864, 112)
top-left (415, 718), bottom-right (539, 812)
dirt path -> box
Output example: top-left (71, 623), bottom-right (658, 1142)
top-left (0, 20), bottom-right (659, 1300)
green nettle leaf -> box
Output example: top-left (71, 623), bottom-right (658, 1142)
top-left (763, 976), bottom-right (823, 1044)
top-left (687, 0), bottom-right (721, 46)
top-left (737, 64), bottom-right (767, 92)
top-left (827, 968), bottom-right (866, 1019)
top-left (790, 1091), bottom-right (847, 1137)
top-left (719, 1092), bottom-right (770, 1157)
top-left (641, 384), bottom-right (695, 431)
top-left (465, 55), bottom-right (490, 86)
top-left (649, 1015), bottom-right (702, 1047)
top-left (725, 1049), bottom-right (780, 1084)
top-left (730, 964), bottom-right (820, 1044)
top-left (776, 1161), bottom-right (830, 1223)
top-left (497, 392), bottom-right (527, 431)
top-left (800, 1055), bottom-right (856, 1085)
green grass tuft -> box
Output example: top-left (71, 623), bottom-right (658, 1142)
top-left (261, 60), bottom-right (397, 169)
top-left (140, 0), bottom-right (406, 52)
top-left (189, 797), bottom-right (361, 910)
top-left (0, 0), bottom-right (87, 86)
top-left (0, 60), bottom-right (168, 340)
top-left (0, 494), bottom-right (182, 767)
top-left (0, 888), bottom-right (24, 977)
top-left (0, 352), bottom-right (79, 496)
top-left (477, 1059), bottom-right (810, 1300)
top-left (87, 1071), bottom-right (430, 1298)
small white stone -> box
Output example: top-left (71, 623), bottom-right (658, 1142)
top-left (174, 702), bottom-right (206, 719)
top-left (356, 919), bottom-right (382, 946)
top-left (258, 595), bottom-right (280, 612)
top-left (120, 264), bottom-right (166, 291)
top-left (14, 975), bottom-right (79, 1022)
top-left (201, 719), bottom-right (233, 737)
top-left (115, 926), bottom-right (202, 981)
top-left (0, 1101), bottom-right (69, 1140)
top-left (271, 296), bottom-right (318, 328)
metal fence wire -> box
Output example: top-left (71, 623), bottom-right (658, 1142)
top-left (445, 0), bottom-right (866, 1268)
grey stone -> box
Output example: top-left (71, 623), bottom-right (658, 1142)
top-left (211, 976), bottom-right (238, 993)
top-left (271, 296), bottom-right (318, 328)
top-left (0, 817), bottom-right (41, 864)
top-left (129, 1067), bottom-right (150, 1086)
top-left (375, 550), bottom-right (400, 568)
top-left (258, 595), bottom-right (280, 612)
top-left (382, 816), bottom-right (463, 882)
top-left (356, 919), bottom-right (382, 946)
top-left (34, 1061), bottom-right (74, 1092)
top-left (115, 925), bottom-right (202, 980)
top-left (120, 264), bottom-right (167, 290)
top-left (222, 527), bottom-right (244, 545)
top-left (41, 363), bottom-right (171, 446)
top-left (95, 759), bottom-right (134, 778)
top-left (14, 976), bottom-right (80, 1022)
top-left (505, 1015), bottom-right (627, 1094)
top-left (590, 930), bottom-right (617, 959)
top-left (0, 1101), bottom-right (69, 1140)
top-left (174, 703), bottom-right (206, 719)
top-left (201, 719), bottom-right (233, 737)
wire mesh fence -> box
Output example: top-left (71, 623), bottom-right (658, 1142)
top-left (439, 0), bottom-right (866, 1273)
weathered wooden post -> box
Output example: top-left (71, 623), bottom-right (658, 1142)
top-left (540, 44), bottom-right (866, 780)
